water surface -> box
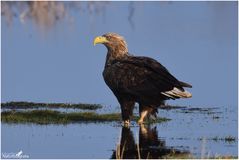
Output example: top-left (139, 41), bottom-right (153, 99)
top-left (2, 106), bottom-right (237, 158)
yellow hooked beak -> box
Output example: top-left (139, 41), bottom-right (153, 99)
top-left (93, 36), bottom-right (109, 46)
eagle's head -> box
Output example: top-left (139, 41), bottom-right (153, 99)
top-left (94, 33), bottom-right (128, 56)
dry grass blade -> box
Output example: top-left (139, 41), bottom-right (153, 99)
top-left (146, 152), bottom-right (150, 159)
top-left (116, 144), bottom-right (120, 159)
top-left (135, 134), bottom-right (141, 159)
top-left (115, 141), bottom-right (126, 159)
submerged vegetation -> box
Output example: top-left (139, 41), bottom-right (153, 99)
top-left (212, 136), bottom-right (237, 143)
top-left (198, 136), bottom-right (237, 144)
top-left (1, 101), bottom-right (103, 110)
top-left (1, 110), bottom-right (170, 124)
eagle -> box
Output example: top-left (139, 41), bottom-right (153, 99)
top-left (94, 33), bottom-right (192, 125)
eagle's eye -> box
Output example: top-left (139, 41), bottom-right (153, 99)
top-left (106, 37), bottom-right (111, 41)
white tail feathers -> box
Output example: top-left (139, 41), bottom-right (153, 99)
top-left (161, 87), bottom-right (192, 99)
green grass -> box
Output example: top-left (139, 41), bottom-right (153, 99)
top-left (1, 101), bottom-right (103, 110)
top-left (1, 110), bottom-right (170, 124)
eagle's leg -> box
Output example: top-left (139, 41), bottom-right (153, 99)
top-left (120, 100), bottom-right (135, 126)
top-left (139, 123), bottom-right (148, 135)
top-left (138, 105), bottom-right (153, 124)
top-left (138, 110), bottom-right (148, 124)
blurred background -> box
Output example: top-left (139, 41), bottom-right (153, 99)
top-left (1, 1), bottom-right (238, 108)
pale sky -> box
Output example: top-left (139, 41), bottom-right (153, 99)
top-left (1, 1), bottom-right (238, 108)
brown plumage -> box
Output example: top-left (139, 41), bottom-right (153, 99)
top-left (94, 32), bottom-right (192, 125)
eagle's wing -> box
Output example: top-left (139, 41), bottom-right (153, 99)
top-left (105, 56), bottom-right (192, 99)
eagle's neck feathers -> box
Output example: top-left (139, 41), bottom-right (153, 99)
top-left (105, 44), bottom-right (129, 66)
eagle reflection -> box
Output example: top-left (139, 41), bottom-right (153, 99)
top-left (111, 125), bottom-right (190, 159)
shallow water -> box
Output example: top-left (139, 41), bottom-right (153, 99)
top-left (1, 106), bottom-right (237, 158)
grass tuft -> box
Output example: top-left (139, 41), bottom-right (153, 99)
top-left (1, 101), bottom-right (103, 110)
top-left (1, 110), bottom-right (170, 125)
